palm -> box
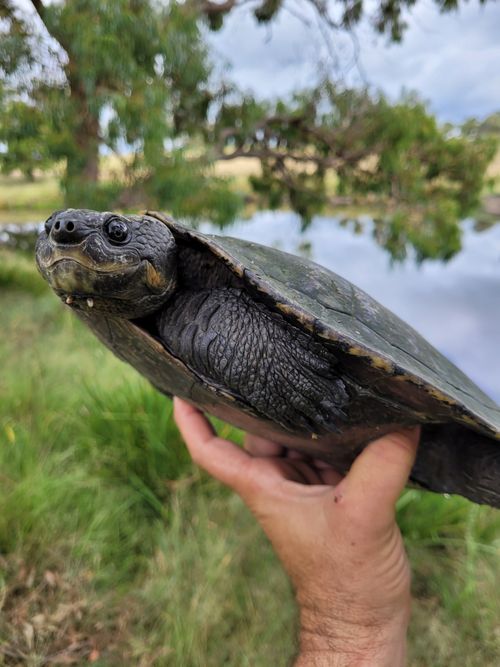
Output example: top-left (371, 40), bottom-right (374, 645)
top-left (242, 434), bottom-right (344, 487)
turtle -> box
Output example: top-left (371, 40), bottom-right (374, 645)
top-left (35, 208), bottom-right (500, 508)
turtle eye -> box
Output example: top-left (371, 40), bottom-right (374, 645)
top-left (104, 217), bottom-right (129, 245)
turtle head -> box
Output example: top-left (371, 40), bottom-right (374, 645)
top-left (36, 209), bottom-right (177, 318)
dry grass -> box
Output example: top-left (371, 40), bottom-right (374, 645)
top-left (0, 174), bottom-right (62, 220)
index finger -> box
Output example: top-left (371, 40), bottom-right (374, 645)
top-left (173, 398), bottom-right (251, 491)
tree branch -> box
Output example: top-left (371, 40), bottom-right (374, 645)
top-left (197, 0), bottom-right (238, 14)
top-left (29, 0), bottom-right (44, 21)
top-left (216, 145), bottom-right (344, 169)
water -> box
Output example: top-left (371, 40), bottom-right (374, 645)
top-left (0, 222), bottom-right (41, 251)
top-left (3, 212), bottom-right (499, 402)
top-left (201, 212), bottom-right (500, 403)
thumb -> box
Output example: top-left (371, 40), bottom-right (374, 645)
top-left (338, 427), bottom-right (420, 529)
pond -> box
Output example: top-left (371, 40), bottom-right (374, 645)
top-left (3, 211), bottom-right (500, 403)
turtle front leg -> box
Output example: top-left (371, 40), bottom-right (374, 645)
top-left (156, 287), bottom-right (349, 435)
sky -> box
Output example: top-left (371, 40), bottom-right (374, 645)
top-left (11, 0), bottom-right (499, 125)
top-left (207, 0), bottom-right (500, 124)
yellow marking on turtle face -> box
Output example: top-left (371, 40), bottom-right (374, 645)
top-left (145, 261), bottom-right (168, 291)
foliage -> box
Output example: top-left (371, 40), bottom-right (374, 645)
top-left (469, 111), bottom-right (500, 138)
top-left (214, 84), bottom-right (496, 260)
top-left (0, 99), bottom-right (52, 179)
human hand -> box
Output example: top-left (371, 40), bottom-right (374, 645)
top-left (173, 398), bottom-right (420, 667)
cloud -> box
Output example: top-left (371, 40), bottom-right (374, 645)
top-left (208, 1), bottom-right (500, 123)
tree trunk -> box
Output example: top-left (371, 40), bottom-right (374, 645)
top-left (64, 78), bottom-right (100, 206)
top-left (29, 5), bottom-right (102, 206)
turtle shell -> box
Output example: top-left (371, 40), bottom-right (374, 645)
top-left (76, 211), bottom-right (500, 508)
top-left (152, 212), bottom-right (500, 433)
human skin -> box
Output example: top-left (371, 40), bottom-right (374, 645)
top-left (173, 397), bottom-right (420, 667)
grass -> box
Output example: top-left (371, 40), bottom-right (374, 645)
top-left (0, 174), bottom-right (62, 223)
top-left (0, 252), bottom-right (499, 665)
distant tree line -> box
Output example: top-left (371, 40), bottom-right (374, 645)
top-left (0, 0), bottom-right (497, 260)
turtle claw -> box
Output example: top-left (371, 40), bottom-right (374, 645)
top-left (65, 295), bottom-right (74, 305)
top-left (87, 298), bottom-right (94, 308)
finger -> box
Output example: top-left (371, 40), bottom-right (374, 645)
top-left (338, 427), bottom-right (420, 526)
top-left (245, 433), bottom-right (284, 457)
top-left (281, 459), bottom-right (324, 485)
top-left (286, 449), bottom-right (307, 460)
top-left (318, 467), bottom-right (343, 486)
top-left (173, 398), bottom-right (251, 493)
top-left (313, 458), bottom-right (335, 470)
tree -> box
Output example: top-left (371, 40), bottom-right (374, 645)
top-left (211, 85), bottom-right (496, 260)
top-left (0, 99), bottom-right (51, 179)
top-left (0, 0), bottom-right (241, 222)
top-left (0, 0), bottom-right (496, 259)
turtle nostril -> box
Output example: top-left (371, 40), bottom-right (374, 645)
top-left (49, 214), bottom-right (84, 243)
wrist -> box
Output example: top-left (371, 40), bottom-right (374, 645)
top-left (295, 639), bottom-right (406, 667)
top-left (296, 604), bottom-right (409, 667)
top-left (295, 644), bottom-right (406, 667)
